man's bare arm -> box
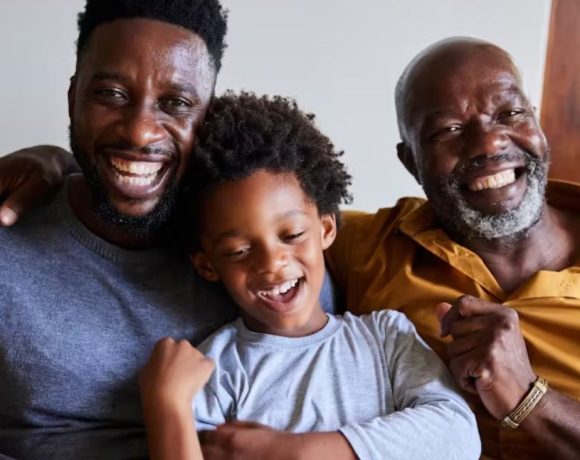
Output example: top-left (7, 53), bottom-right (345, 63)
top-left (438, 296), bottom-right (580, 459)
top-left (0, 145), bottom-right (78, 226)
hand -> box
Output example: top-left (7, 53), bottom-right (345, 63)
top-left (200, 421), bottom-right (304, 460)
top-left (0, 145), bottom-right (75, 226)
top-left (437, 295), bottom-right (536, 419)
top-left (139, 338), bottom-right (215, 414)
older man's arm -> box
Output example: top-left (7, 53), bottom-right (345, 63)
top-left (0, 145), bottom-right (77, 226)
top-left (438, 295), bottom-right (580, 459)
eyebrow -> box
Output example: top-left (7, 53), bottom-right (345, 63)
top-left (89, 73), bottom-right (200, 98)
top-left (90, 72), bottom-right (129, 83)
top-left (211, 209), bottom-right (309, 244)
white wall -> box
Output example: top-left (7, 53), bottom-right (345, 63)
top-left (0, 0), bottom-right (552, 210)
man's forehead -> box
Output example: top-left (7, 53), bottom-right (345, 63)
top-left (405, 57), bottom-right (525, 117)
top-left (79, 18), bottom-right (210, 71)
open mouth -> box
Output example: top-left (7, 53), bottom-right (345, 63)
top-left (109, 156), bottom-right (166, 187)
top-left (256, 278), bottom-right (304, 312)
top-left (465, 167), bottom-right (526, 192)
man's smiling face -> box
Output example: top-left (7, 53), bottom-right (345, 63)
top-left (69, 18), bottom-right (215, 235)
top-left (400, 43), bottom-right (550, 241)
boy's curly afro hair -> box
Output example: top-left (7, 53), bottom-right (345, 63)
top-left (76, 0), bottom-right (227, 71)
top-left (187, 91), bottom-right (352, 223)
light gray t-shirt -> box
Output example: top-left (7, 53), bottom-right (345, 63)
top-left (195, 311), bottom-right (481, 460)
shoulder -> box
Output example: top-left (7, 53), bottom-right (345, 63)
top-left (196, 321), bottom-right (240, 358)
top-left (344, 309), bottom-right (416, 333)
top-left (340, 197), bottom-right (426, 233)
top-left (340, 310), bottom-right (418, 344)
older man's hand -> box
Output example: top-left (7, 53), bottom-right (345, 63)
top-left (437, 295), bottom-right (537, 419)
top-left (0, 145), bottom-right (76, 226)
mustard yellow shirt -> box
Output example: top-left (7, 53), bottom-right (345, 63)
top-left (327, 180), bottom-right (580, 460)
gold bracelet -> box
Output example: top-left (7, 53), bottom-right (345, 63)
top-left (499, 376), bottom-right (549, 429)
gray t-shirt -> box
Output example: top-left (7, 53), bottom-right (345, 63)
top-left (0, 183), bottom-right (237, 459)
top-left (195, 311), bottom-right (481, 460)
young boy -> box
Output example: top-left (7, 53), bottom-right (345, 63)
top-left (139, 92), bottom-right (481, 460)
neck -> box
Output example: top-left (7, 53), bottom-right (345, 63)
top-left (242, 307), bottom-right (329, 338)
top-left (452, 204), bottom-right (578, 293)
top-left (68, 174), bottom-right (163, 250)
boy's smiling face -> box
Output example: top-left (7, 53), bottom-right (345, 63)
top-left (194, 170), bottom-right (336, 337)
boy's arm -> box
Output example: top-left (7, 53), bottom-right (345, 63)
top-left (0, 145), bottom-right (78, 226)
top-left (337, 311), bottom-right (481, 460)
top-left (140, 337), bottom-right (215, 460)
top-left (143, 403), bottom-right (204, 460)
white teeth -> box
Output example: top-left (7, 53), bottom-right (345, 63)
top-left (110, 156), bottom-right (163, 176)
top-left (468, 169), bottom-right (516, 192)
top-left (117, 174), bottom-right (156, 186)
top-left (258, 278), bottom-right (299, 298)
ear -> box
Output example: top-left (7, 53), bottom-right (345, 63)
top-left (191, 252), bottom-right (220, 282)
top-left (397, 142), bottom-right (421, 185)
top-left (320, 214), bottom-right (337, 250)
top-left (68, 75), bottom-right (77, 120)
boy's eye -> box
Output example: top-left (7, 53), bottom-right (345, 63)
top-left (224, 247), bottom-right (250, 259)
top-left (284, 231), bottom-right (305, 242)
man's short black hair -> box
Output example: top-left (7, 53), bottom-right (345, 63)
top-left (76, 0), bottom-right (227, 71)
top-left (185, 91), bottom-right (352, 232)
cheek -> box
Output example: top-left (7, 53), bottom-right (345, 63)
top-left (518, 125), bottom-right (549, 156)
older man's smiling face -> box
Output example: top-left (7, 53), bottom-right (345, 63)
top-left (401, 44), bottom-right (550, 241)
top-left (69, 18), bottom-right (215, 236)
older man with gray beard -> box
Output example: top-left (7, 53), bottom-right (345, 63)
top-left (326, 38), bottom-right (580, 459)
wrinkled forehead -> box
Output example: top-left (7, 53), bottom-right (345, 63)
top-left (402, 45), bottom-right (525, 124)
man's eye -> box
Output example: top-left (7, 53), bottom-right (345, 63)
top-left (499, 109), bottom-right (524, 122)
top-left (430, 125), bottom-right (462, 141)
top-left (96, 88), bottom-right (125, 99)
top-left (162, 98), bottom-right (193, 111)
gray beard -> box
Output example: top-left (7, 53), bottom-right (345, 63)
top-left (428, 153), bottom-right (549, 243)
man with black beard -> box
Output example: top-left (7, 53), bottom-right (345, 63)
top-left (0, 1), bottom-right (239, 458)
top-left (326, 38), bottom-right (580, 459)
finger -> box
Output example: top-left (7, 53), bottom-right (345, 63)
top-left (455, 295), bottom-right (504, 318)
top-left (0, 177), bottom-right (46, 226)
top-left (216, 420), bottom-right (263, 431)
top-left (446, 330), bottom-right (488, 358)
top-left (436, 302), bottom-right (452, 323)
top-left (437, 302), bottom-right (462, 337)
top-left (201, 445), bottom-right (227, 460)
top-left (199, 428), bottom-right (222, 445)
top-left (447, 314), bottom-right (499, 339)
top-left (448, 349), bottom-right (491, 394)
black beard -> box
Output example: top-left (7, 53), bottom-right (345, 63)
top-left (68, 125), bottom-right (180, 240)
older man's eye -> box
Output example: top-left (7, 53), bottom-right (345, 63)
top-left (498, 109), bottom-right (525, 122)
top-left (430, 125), bottom-right (462, 141)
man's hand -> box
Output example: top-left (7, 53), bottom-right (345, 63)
top-left (200, 422), bottom-right (356, 460)
top-left (437, 295), bottom-right (536, 419)
top-left (139, 337), bottom-right (215, 413)
top-left (0, 145), bottom-right (76, 226)
top-left (200, 421), bottom-right (302, 460)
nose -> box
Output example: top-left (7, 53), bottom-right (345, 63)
top-left (465, 122), bottom-right (510, 159)
top-left (254, 243), bottom-right (289, 275)
top-left (115, 103), bottom-right (166, 149)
